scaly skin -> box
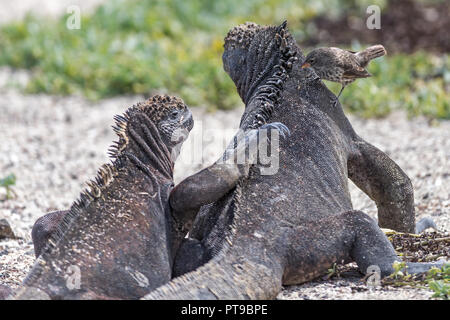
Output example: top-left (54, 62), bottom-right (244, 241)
top-left (143, 22), bottom-right (444, 300)
top-left (12, 95), bottom-right (193, 299)
top-left (16, 94), bottom-right (286, 299)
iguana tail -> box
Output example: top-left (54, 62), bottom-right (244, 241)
top-left (142, 253), bottom-right (282, 300)
top-left (143, 177), bottom-right (283, 300)
top-left (10, 285), bottom-right (51, 300)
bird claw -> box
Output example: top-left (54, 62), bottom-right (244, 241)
top-left (333, 97), bottom-right (340, 108)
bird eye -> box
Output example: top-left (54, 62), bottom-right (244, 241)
top-left (310, 58), bottom-right (315, 63)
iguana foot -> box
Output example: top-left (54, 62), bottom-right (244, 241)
top-left (260, 122), bottom-right (291, 139)
top-left (405, 261), bottom-right (448, 274)
top-left (345, 211), bottom-right (446, 278)
top-left (220, 122), bottom-right (290, 165)
top-left (415, 216), bottom-right (438, 234)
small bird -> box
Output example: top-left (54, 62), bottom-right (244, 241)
top-left (301, 45), bottom-right (387, 103)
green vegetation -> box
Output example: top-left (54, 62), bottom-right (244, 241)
top-left (0, 0), bottom-right (448, 118)
top-left (330, 52), bottom-right (450, 119)
top-left (0, 173), bottom-right (16, 200)
top-left (385, 261), bottom-right (450, 299)
top-left (427, 264), bottom-right (450, 299)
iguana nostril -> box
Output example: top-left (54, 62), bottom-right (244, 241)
top-left (182, 111), bottom-right (194, 132)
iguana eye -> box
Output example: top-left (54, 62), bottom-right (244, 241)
top-left (170, 110), bottom-right (179, 118)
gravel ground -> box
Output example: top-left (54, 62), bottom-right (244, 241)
top-left (0, 0), bottom-right (448, 300)
top-left (0, 75), bottom-right (448, 299)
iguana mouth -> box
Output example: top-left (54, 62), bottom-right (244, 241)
top-left (171, 109), bottom-right (193, 144)
top-left (182, 110), bottom-right (194, 132)
top-left (171, 128), bottom-right (190, 144)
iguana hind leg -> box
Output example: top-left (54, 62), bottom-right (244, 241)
top-left (345, 210), bottom-right (399, 276)
top-left (285, 210), bottom-right (443, 286)
top-left (347, 211), bottom-right (446, 276)
top-left (144, 253), bottom-right (283, 300)
top-left (348, 138), bottom-right (416, 233)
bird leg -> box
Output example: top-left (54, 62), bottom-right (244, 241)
top-left (333, 85), bottom-right (345, 107)
top-left (337, 85), bottom-right (345, 99)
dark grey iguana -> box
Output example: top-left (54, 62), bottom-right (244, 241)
top-left (12, 95), bottom-right (193, 299)
top-left (143, 22), bottom-right (445, 300)
top-left (11, 94), bottom-right (287, 300)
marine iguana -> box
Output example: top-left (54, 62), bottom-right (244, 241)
top-left (143, 22), bottom-right (445, 300)
top-left (12, 94), bottom-right (287, 299)
top-left (11, 95), bottom-right (192, 299)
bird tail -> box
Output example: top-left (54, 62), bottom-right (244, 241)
top-left (356, 45), bottom-right (386, 66)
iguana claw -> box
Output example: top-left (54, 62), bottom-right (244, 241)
top-left (260, 122), bottom-right (291, 139)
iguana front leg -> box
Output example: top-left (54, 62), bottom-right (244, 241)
top-left (170, 122), bottom-right (289, 231)
top-left (348, 137), bottom-right (415, 233)
top-left (170, 122), bottom-right (289, 273)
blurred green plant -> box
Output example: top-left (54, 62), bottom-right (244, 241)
top-left (426, 264), bottom-right (449, 299)
top-left (0, 0), bottom-right (326, 110)
top-left (0, 0), bottom-right (448, 118)
top-left (0, 173), bottom-right (16, 200)
top-left (324, 51), bottom-right (450, 119)
top-left (385, 261), bottom-right (450, 299)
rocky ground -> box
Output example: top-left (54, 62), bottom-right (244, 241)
top-left (0, 0), bottom-right (448, 300)
top-left (0, 72), bottom-right (448, 299)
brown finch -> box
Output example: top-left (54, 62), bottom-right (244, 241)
top-left (301, 45), bottom-right (387, 102)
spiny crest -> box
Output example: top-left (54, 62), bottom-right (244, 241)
top-left (224, 22), bottom-right (261, 50)
top-left (135, 94), bottom-right (186, 124)
top-left (108, 94), bottom-right (186, 159)
top-left (74, 94), bottom-right (185, 212)
top-left (224, 21), bottom-right (288, 51)
top-left (22, 95), bottom-right (184, 289)
top-left (72, 163), bottom-right (118, 210)
top-left (235, 21), bottom-right (298, 129)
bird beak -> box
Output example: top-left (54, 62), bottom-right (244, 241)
top-left (301, 62), bottom-right (310, 69)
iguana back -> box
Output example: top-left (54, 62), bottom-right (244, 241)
top-left (15, 95), bottom-right (193, 299)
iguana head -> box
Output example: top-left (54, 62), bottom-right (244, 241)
top-left (102, 94), bottom-right (194, 184)
top-left (135, 94), bottom-right (194, 148)
top-left (222, 21), bottom-right (298, 130)
top-left (111, 95), bottom-right (193, 163)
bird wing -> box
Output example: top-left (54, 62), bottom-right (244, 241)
top-left (343, 62), bottom-right (371, 79)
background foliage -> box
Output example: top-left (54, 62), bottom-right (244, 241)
top-left (0, 0), bottom-right (448, 118)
